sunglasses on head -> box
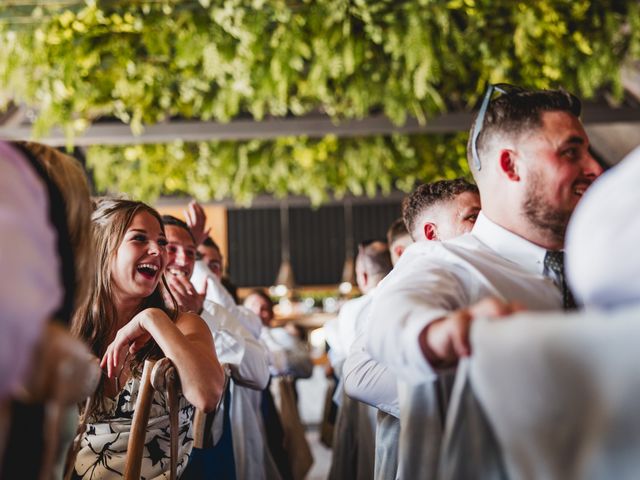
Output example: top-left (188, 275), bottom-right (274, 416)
top-left (470, 83), bottom-right (526, 171)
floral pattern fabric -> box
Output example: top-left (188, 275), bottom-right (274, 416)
top-left (73, 376), bottom-right (194, 479)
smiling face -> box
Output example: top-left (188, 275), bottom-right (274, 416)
top-left (165, 225), bottom-right (197, 279)
top-left (519, 110), bottom-right (603, 240)
top-left (111, 211), bottom-right (168, 303)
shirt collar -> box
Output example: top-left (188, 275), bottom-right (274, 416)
top-left (471, 212), bottom-right (548, 276)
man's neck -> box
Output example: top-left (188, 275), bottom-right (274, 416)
top-left (483, 209), bottom-right (564, 251)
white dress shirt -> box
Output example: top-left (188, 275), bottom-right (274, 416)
top-left (192, 260), bottom-right (263, 339)
top-left (366, 212), bottom-right (563, 383)
top-left (200, 300), bottom-right (269, 391)
top-left (0, 142), bottom-right (63, 399)
top-left (343, 292), bottom-right (400, 418)
top-left (325, 294), bottom-right (371, 370)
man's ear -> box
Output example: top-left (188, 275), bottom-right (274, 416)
top-left (393, 244), bottom-right (405, 259)
top-left (499, 149), bottom-right (520, 181)
top-left (424, 223), bottom-right (438, 241)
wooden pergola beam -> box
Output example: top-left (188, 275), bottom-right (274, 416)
top-left (1, 104), bottom-right (639, 147)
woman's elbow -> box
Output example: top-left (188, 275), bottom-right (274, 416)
top-left (186, 365), bottom-right (224, 413)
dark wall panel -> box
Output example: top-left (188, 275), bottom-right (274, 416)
top-left (227, 200), bottom-right (402, 287)
top-left (227, 208), bottom-right (281, 287)
top-left (352, 202), bottom-right (402, 254)
top-left (289, 205), bottom-right (345, 285)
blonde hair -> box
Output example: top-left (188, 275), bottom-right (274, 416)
top-left (17, 142), bottom-right (95, 313)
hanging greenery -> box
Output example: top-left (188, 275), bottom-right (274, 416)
top-left (1, 0), bottom-right (638, 202)
top-left (87, 133), bottom-right (469, 205)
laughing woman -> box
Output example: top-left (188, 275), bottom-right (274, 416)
top-left (71, 199), bottom-right (224, 479)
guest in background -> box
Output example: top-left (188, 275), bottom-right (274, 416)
top-left (386, 218), bottom-right (413, 266)
top-left (326, 240), bottom-right (393, 480)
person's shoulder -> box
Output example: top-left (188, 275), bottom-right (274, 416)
top-left (394, 236), bottom-right (478, 270)
top-left (342, 294), bottom-right (371, 310)
top-left (443, 231), bottom-right (484, 252)
top-left (176, 310), bottom-right (210, 328)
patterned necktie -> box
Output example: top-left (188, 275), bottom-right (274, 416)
top-left (544, 250), bottom-right (577, 310)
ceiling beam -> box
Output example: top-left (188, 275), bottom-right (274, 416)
top-left (1, 104), bottom-right (639, 147)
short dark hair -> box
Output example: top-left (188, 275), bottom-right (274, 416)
top-left (356, 240), bottom-right (392, 278)
top-left (402, 179), bottom-right (479, 238)
top-left (468, 88), bottom-right (582, 172)
top-left (386, 218), bottom-right (409, 246)
top-left (202, 235), bottom-right (220, 251)
top-left (161, 214), bottom-right (195, 243)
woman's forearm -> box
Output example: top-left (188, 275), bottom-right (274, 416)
top-left (141, 308), bottom-right (223, 412)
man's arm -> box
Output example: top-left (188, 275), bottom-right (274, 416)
top-left (343, 333), bottom-right (400, 417)
top-left (419, 297), bottom-right (524, 365)
top-left (365, 254), bottom-right (470, 383)
top-left (201, 303), bottom-right (270, 390)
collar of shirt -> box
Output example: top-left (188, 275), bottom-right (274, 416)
top-left (471, 212), bottom-right (547, 276)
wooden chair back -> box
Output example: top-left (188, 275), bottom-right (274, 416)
top-left (123, 360), bottom-right (231, 480)
top-left (123, 358), bottom-right (179, 480)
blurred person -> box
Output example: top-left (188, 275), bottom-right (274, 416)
top-left (343, 179), bottom-right (480, 479)
top-left (1, 142), bottom-right (97, 478)
top-left (244, 290), bottom-right (313, 380)
top-left (244, 289), bottom-right (314, 480)
top-left (0, 142), bottom-right (66, 401)
top-left (162, 214), bottom-right (270, 479)
top-left (386, 218), bottom-right (413, 265)
top-left (71, 199), bottom-right (223, 478)
top-left (366, 87), bottom-right (602, 478)
top-left (198, 236), bottom-right (224, 279)
top-left (325, 241), bottom-right (392, 480)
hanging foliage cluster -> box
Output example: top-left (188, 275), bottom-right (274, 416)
top-left (87, 133), bottom-right (469, 205)
top-left (1, 0), bottom-right (638, 202)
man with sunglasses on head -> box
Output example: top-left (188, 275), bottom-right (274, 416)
top-left (364, 86), bottom-right (603, 478)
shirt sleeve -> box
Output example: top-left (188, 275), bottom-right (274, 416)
top-left (193, 260), bottom-right (263, 339)
top-left (0, 143), bottom-right (63, 398)
top-left (201, 301), bottom-right (270, 390)
top-left (343, 324), bottom-right (400, 418)
top-left (365, 249), bottom-right (469, 383)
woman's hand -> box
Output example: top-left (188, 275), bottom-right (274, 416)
top-left (100, 309), bottom-right (158, 378)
